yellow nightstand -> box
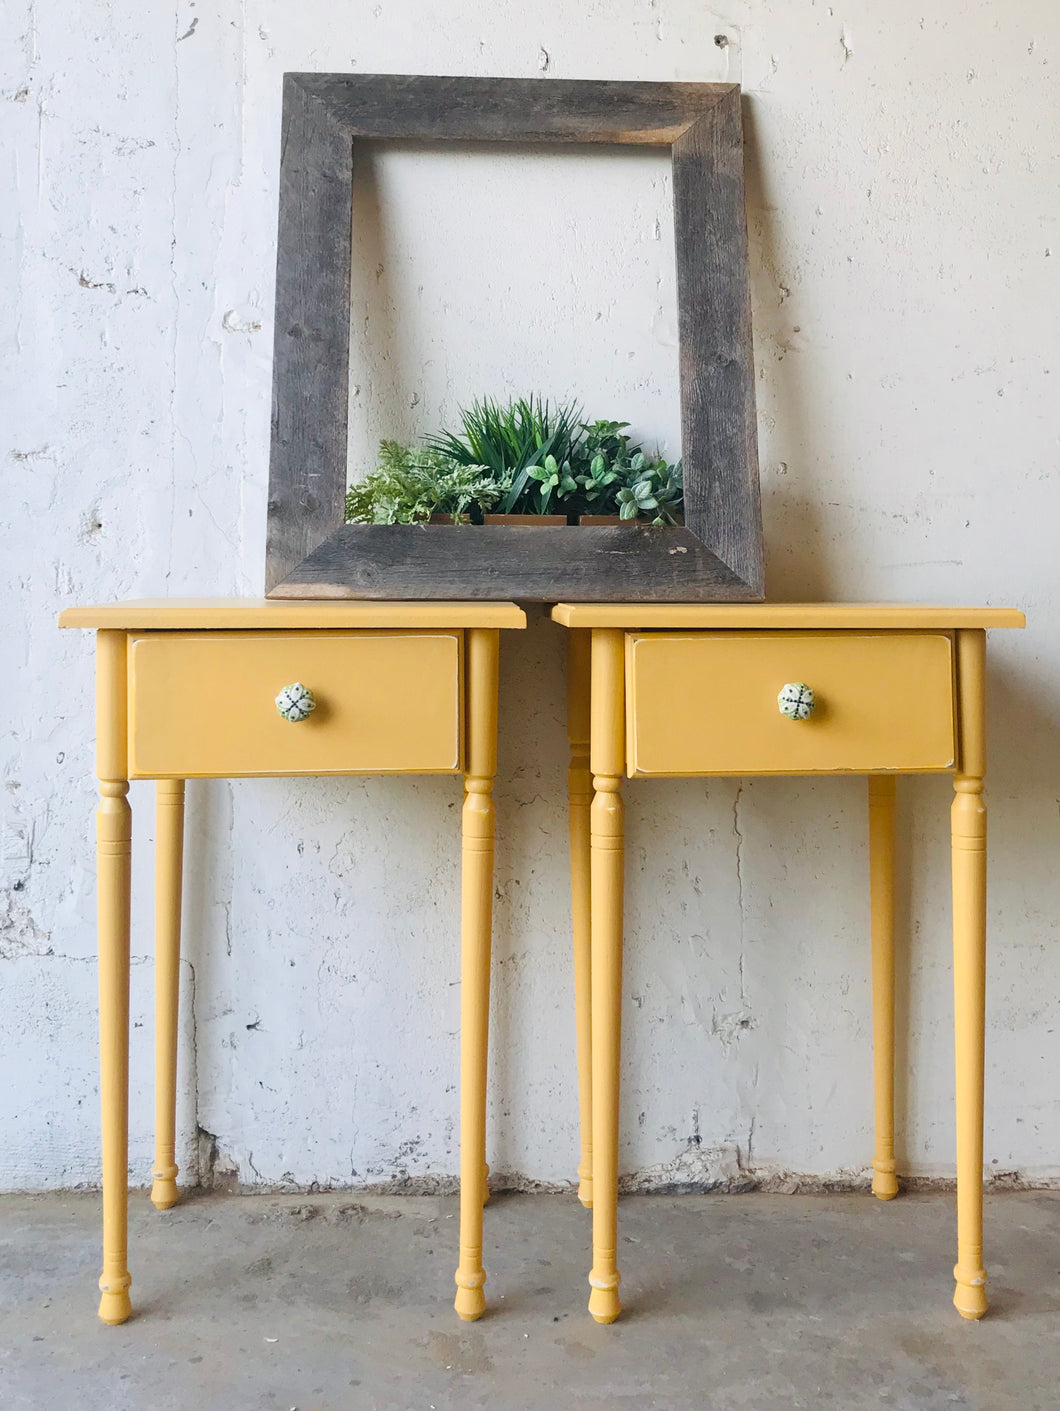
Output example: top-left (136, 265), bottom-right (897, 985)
top-left (59, 598), bottom-right (526, 1326)
top-left (553, 602), bottom-right (1025, 1325)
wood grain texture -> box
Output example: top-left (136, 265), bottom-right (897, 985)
top-left (265, 74), bottom-right (763, 600)
top-left (269, 525), bottom-right (750, 602)
top-left (289, 73), bottom-right (727, 145)
top-left (673, 88), bottom-right (763, 596)
top-left (266, 75), bottom-right (354, 591)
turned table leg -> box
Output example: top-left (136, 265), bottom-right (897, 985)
top-left (567, 629), bottom-right (594, 1209)
top-left (952, 629), bottom-right (989, 1319)
top-left (151, 779), bottom-right (185, 1211)
top-left (588, 629), bottom-right (625, 1324)
top-left (454, 628), bottom-right (499, 1321)
top-left (869, 775), bottom-right (899, 1200)
top-left (96, 630), bottom-right (133, 1325)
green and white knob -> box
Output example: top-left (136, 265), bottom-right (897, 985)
top-left (778, 682), bottom-right (815, 721)
top-left (275, 682), bottom-right (316, 723)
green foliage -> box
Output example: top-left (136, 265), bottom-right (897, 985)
top-left (577, 452), bottom-right (620, 507)
top-left (582, 419), bottom-right (633, 463)
top-left (615, 454), bottom-right (684, 526)
top-left (572, 422), bottom-right (683, 525)
top-left (641, 459), bottom-right (684, 526)
top-left (526, 453), bottom-right (578, 513)
top-left (425, 397), bottom-right (583, 515)
top-left (348, 398), bottom-right (685, 524)
top-left (344, 441), bottom-right (505, 524)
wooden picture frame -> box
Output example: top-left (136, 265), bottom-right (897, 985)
top-left (265, 74), bottom-right (763, 602)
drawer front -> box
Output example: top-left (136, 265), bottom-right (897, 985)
top-left (128, 632), bottom-right (463, 778)
top-left (627, 632), bottom-right (956, 776)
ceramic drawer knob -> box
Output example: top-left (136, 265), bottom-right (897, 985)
top-left (778, 682), bottom-right (815, 721)
top-left (275, 682), bottom-right (316, 723)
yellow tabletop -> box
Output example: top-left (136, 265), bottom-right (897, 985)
top-left (551, 602), bottom-right (1024, 630)
top-left (59, 598), bottom-right (527, 630)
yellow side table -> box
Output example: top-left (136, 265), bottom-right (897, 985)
top-left (59, 598), bottom-right (526, 1325)
top-left (553, 602), bottom-right (1024, 1324)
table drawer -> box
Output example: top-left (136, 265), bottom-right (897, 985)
top-left (128, 631), bottom-right (463, 778)
top-left (626, 632), bottom-right (956, 776)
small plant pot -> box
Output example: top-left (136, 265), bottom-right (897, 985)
top-left (483, 514), bottom-right (568, 526)
top-left (578, 515), bottom-right (630, 526)
top-left (427, 513), bottom-right (470, 524)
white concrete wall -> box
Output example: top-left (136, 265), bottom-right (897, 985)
top-left (3, 0), bottom-right (1057, 1194)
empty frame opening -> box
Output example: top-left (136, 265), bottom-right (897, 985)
top-left (346, 141), bottom-right (680, 487)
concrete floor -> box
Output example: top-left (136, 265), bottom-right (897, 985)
top-left (1, 1191), bottom-right (1057, 1411)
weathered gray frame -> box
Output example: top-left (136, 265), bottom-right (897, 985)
top-left (266, 74), bottom-right (763, 601)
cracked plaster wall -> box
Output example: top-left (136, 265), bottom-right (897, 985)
top-left (2, 1), bottom-right (1058, 1194)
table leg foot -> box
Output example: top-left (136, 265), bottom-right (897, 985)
top-left (871, 1159), bottom-right (899, 1200)
top-left (953, 1266), bottom-right (988, 1320)
top-left (98, 1276), bottom-right (132, 1326)
top-left (454, 1271), bottom-right (487, 1322)
top-left (150, 1166), bottom-right (180, 1210)
top-left (588, 1274), bottom-right (622, 1324)
top-left (578, 1166), bottom-right (593, 1210)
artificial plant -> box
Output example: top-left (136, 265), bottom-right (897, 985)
top-left (345, 398), bottom-right (684, 524)
top-left (344, 441), bottom-right (505, 524)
